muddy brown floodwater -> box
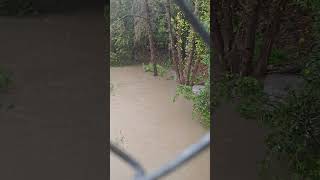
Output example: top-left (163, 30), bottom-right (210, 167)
top-left (110, 65), bottom-right (210, 180)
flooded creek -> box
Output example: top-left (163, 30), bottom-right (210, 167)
top-left (110, 65), bottom-right (210, 180)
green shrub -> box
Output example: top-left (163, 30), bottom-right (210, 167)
top-left (257, 2), bottom-right (320, 179)
top-left (257, 39), bottom-right (320, 179)
top-left (211, 70), bottom-right (320, 179)
top-left (303, 43), bottom-right (320, 87)
top-left (174, 80), bottom-right (210, 128)
top-left (268, 48), bottom-right (289, 66)
top-left (192, 82), bottom-right (210, 127)
top-left (233, 77), bottom-right (267, 120)
top-left (260, 85), bottom-right (320, 180)
top-left (210, 74), bottom-right (267, 121)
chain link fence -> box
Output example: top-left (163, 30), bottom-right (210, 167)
top-left (110, 0), bottom-right (211, 179)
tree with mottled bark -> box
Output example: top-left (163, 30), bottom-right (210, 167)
top-left (165, 0), bottom-right (205, 85)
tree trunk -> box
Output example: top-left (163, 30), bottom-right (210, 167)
top-left (190, 56), bottom-right (201, 86)
top-left (185, 0), bottom-right (199, 85)
top-left (185, 35), bottom-right (196, 85)
top-left (212, 0), bottom-right (225, 64)
top-left (221, 0), bottom-right (234, 53)
top-left (168, 39), bottom-right (172, 65)
top-left (254, 0), bottom-right (289, 76)
top-left (175, 33), bottom-right (186, 83)
top-left (144, 0), bottom-right (158, 76)
top-left (224, 22), bottom-right (245, 74)
top-left (211, 0), bottom-right (226, 81)
top-left (132, 0), bottom-right (137, 63)
top-left (165, 0), bottom-right (181, 82)
top-left (240, 0), bottom-right (261, 76)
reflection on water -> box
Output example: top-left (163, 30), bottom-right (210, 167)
top-left (110, 65), bottom-right (210, 180)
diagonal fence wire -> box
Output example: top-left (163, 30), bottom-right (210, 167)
top-left (110, 143), bottom-right (145, 178)
top-left (110, 0), bottom-right (211, 179)
top-left (110, 133), bottom-right (210, 180)
top-left (173, 0), bottom-right (211, 48)
top-left (134, 133), bottom-right (210, 180)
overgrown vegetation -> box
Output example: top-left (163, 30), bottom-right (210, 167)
top-left (261, 8), bottom-right (320, 180)
top-left (209, 0), bottom-right (320, 179)
top-left (209, 61), bottom-right (320, 179)
top-left (260, 86), bottom-right (320, 180)
top-left (258, 2), bottom-right (320, 179)
top-left (174, 80), bottom-right (210, 127)
top-left (110, 0), bottom-right (210, 127)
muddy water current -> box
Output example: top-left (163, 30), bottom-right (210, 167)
top-left (110, 65), bottom-right (210, 180)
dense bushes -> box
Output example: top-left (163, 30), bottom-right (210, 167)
top-left (261, 84), bottom-right (320, 179)
top-left (110, 0), bottom-right (211, 127)
top-left (233, 44), bottom-right (320, 180)
top-left (209, 66), bottom-right (319, 179)
top-left (258, 2), bottom-right (320, 179)
top-left (110, 0), bottom-right (169, 66)
top-left (174, 80), bottom-right (210, 128)
top-left (207, 1), bottom-right (320, 178)
top-left (208, 38), bottom-right (320, 179)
